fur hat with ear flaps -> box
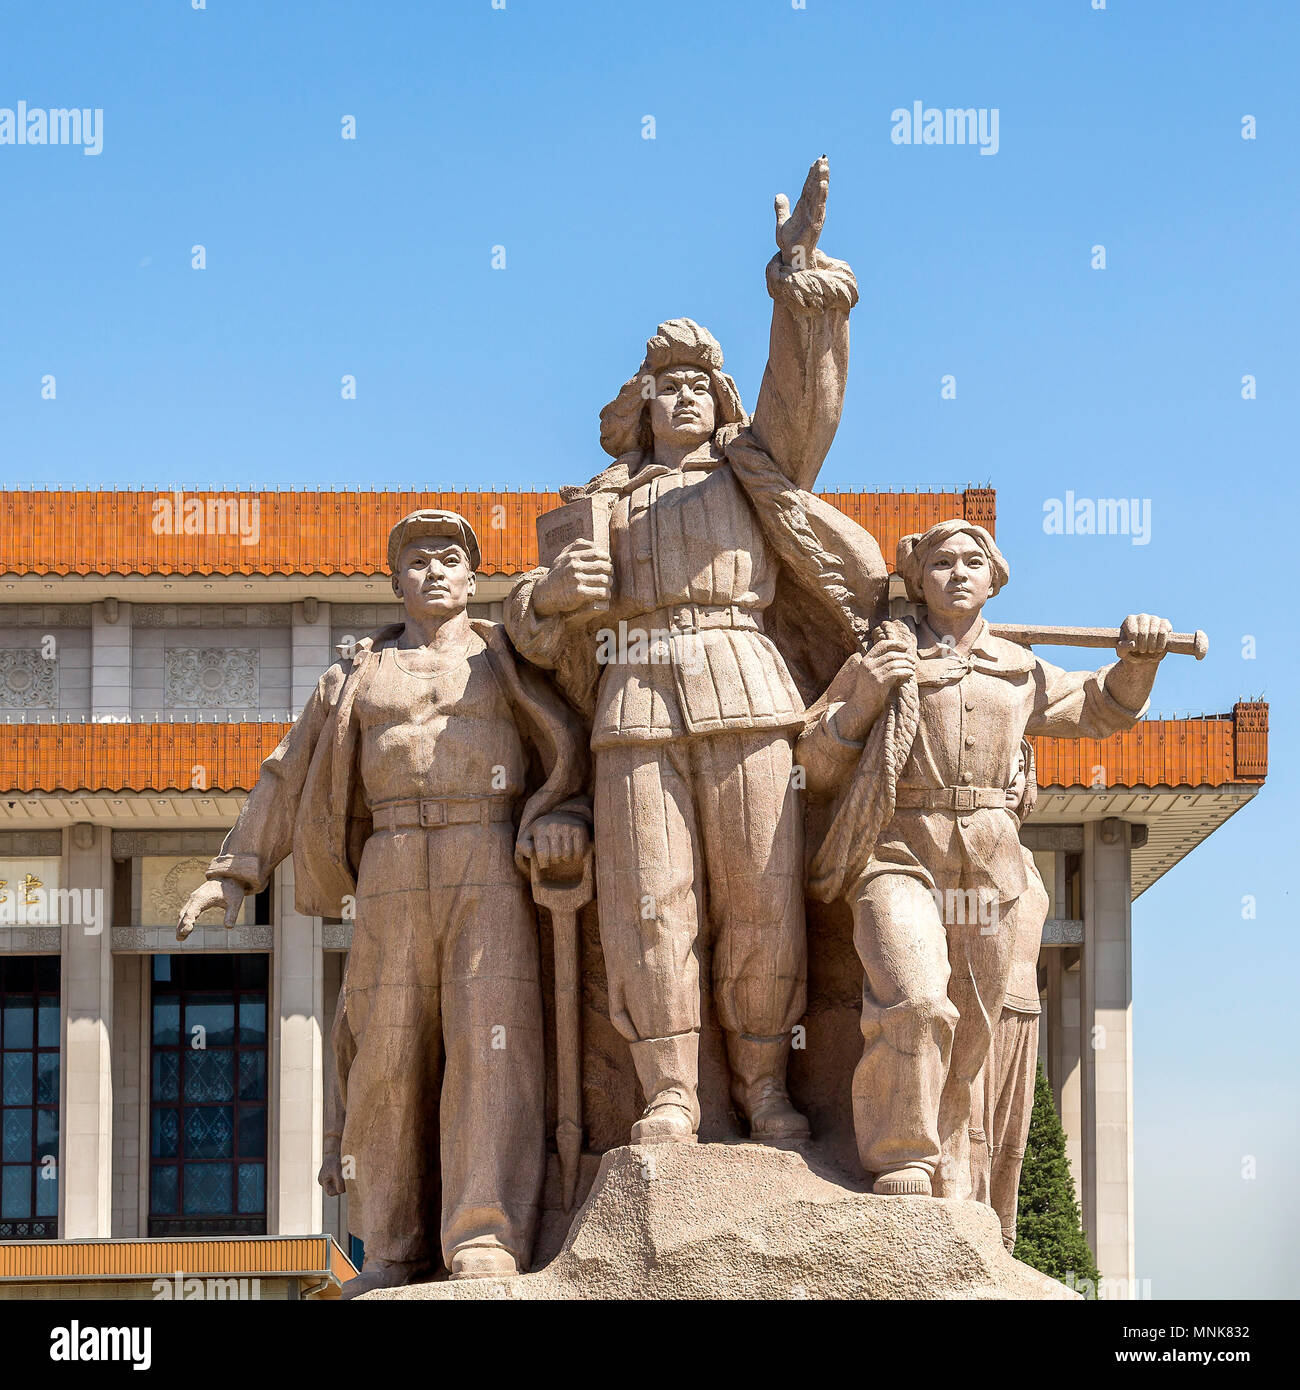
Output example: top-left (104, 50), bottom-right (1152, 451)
top-left (598, 318), bottom-right (746, 459)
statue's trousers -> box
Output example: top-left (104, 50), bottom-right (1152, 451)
top-left (848, 843), bottom-right (1017, 1198)
top-left (341, 820), bottom-right (546, 1268)
top-left (592, 729), bottom-right (806, 1043)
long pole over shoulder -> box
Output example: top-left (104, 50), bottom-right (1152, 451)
top-left (987, 624), bottom-right (1208, 660)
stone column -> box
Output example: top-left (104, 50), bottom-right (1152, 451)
top-left (110, 955), bottom-right (146, 1237)
top-left (90, 601), bottom-right (131, 721)
top-left (267, 599), bottom-right (329, 1234)
top-left (320, 950), bottom-right (347, 1245)
top-left (60, 822), bottom-right (114, 1238)
top-left (1080, 819), bottom-right (1135, 1291)
top-left (1044, 949), bottom-right (1083, 1193)
top-left (291, 600), bottom-right (331, 718)
top-left (272, 856), bottom-right (325, 1234)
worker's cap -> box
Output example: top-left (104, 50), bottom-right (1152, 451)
top-left (386, 509), bottom-right (481, 575)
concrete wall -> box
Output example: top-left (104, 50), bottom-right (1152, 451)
top-left (0, 599), bottom-right (506, 726)
top-left (0, 608), bottom-right (92, 721)
top-left (131, 609), bottom-right (292, 722)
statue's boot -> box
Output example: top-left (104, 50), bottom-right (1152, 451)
top-left (727, 1032), bottom-right (809, 1145)
top-left (449, 1242), bottom-right (519, 1280)
top-left (628, 1032), bottom-right (700, 1144)
top-left (339, 1257), bottom-right (430, 1299)
top-left (872, 1164), bottom-right (933, 1197)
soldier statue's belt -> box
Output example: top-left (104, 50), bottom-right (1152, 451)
top-left (370, 797), bottom-right (515, 831)
top-left (894, 785), bottom-right (1007, 812)
top-left (637, 603), bottom-right (762, 635)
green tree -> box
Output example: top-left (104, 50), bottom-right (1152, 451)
top-left (1014, 1060), bottom-right (1100, 1294)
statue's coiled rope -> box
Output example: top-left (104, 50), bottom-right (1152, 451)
top-left (808, 618), bottom-right (921, 903)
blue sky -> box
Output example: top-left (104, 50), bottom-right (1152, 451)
top-left (1, 1), bottom-right (1296, 1296)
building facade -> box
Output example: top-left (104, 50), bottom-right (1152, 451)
top-left (0, 488), bottom-right (1267, 1297)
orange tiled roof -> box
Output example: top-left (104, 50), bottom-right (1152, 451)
top-left (0, 703), bottom-right (1267, 794)
top-left (0, 1235), bottom-right (357, 1288)
top-left (1029, 704), bottom-right (1266, 789)
top-left (0, 487), bottom-right (996, 578)
top-left (0, 723), bottom-right (280, 792)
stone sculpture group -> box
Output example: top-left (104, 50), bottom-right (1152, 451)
top-left (178, 159), bottom-right (1187, 1298)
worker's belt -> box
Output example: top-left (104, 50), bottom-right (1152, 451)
top-left (638, 604), bottom-right (762, 635)
top-left (894, 785), bottom-right (1007, 812)
top-left (371, 797), bottom-right (514, 831)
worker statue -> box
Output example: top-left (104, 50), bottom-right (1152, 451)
top-left (506, 158), bottom-right (887, 1146)
top-left (797, 519), bottom-right (1172, 1200)
top-left (176, 508), bottom-right (592, 1296)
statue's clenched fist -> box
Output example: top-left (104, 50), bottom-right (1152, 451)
top-left (176, 877), bottom-right (245, 941)
top-left (854, 637), bottom-right (915, 703)
top-left (823, 638), bottom-right (915, 743)
top-left (1116, 614), bottom-right (1172, 663)
top-left (532, 538), bottom-right (613, 618)
top-left (529, 814), bottom-right (589, 879)
top-left (318, 1154), bottom-right (345, 1199)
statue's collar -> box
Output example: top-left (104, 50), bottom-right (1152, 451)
top-left (621, 440), bottom-right (727, 494)
top-left (914, 618), bottom-right (1034, 678)
top-left (915, 617), bottom-right (991, 659)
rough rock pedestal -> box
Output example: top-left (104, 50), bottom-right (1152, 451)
top-left (361, 1142), bottom-right (1077, 1301)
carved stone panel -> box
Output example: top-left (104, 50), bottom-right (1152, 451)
top-left (0, 832), bottom-right (62, 857)
top-left (112, 926), bottom-right (272, 952)
top-left (164, 647), bottom-right (259, 708)
top-left (0, 650), bottom-right (57, 708)
top-left (135, 604), bottom-right (291, 628)
top-left (0, 605), bottom-right (91, 628)
top-left (112, 830), bottom-right (227, 862)
top-left (140, 854), bottom-right (251, 928)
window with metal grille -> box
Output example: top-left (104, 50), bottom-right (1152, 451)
top-left (0, 956), bottom-right (59, 1239)
top-left (149, 953), bottom-right (268, 1237)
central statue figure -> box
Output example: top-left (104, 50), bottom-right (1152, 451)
top-left (507, 159), bottom-right (886, 1145)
